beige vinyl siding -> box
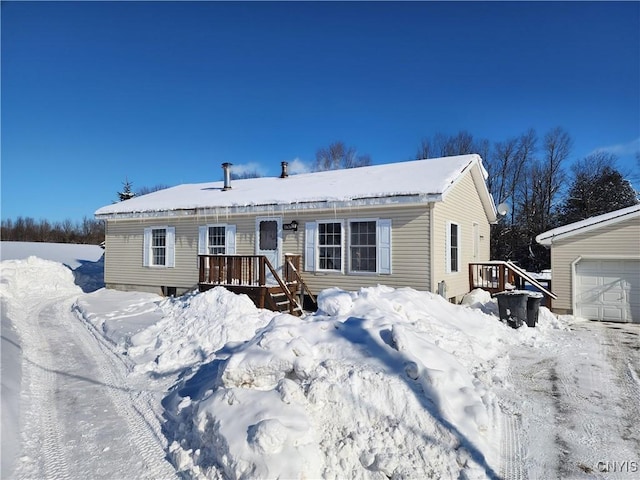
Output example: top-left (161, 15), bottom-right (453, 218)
top-left (105, 217), bottom-right (199, 293)
top-left (286, 204), bottom-right (431, 293)
top-left (103, 204), bottom-right (431, 295)
top-left (431, 170), bottom-right (491, 301)
top-left (550, 217), bottom-right (640, 312)
top-left (104, 215), bottom-right (259, 293)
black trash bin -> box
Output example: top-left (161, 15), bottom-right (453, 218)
top-left (526, 293), bottom-right (543, 327)
top-left (494, 291), bottom-right (528, 328)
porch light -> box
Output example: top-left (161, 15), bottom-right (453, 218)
top-left (284, 220), bottom-right (298, 232)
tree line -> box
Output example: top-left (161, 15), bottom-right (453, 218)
top-left (1, 216), bottom-right (105, 245)
top-left (415, 128), bottom-right (638, 272)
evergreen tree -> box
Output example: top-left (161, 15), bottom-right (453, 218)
top-left (559, 155), bottom-right (638, 225)
top-left (118, 178), bottom-right (136, 201)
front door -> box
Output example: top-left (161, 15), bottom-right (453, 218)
top-left (256, 217), bottom-right (282, 283)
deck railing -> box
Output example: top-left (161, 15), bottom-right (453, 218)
top-left (199, 254), bottom-right (266, 286)
top-left (285, 254), bottom-right (317, 308)
top-left (198, 254), bottom-right (308, 315)
top-left (469, 260), bottom-right (556, 308)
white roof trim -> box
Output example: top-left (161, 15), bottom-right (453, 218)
top-left (536, 204), bottom-right (640, 246)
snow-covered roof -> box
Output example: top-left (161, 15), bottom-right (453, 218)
top-left (96, 154), bottom-right (495, 219)
top-left (536, 204), bottom-right (640, 246)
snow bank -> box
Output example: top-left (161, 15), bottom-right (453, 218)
top-left (0, 256), bottom-right (82, 301)
top-left (1, 246), bottom-right (574, 480)
top-left (76, 287), bottom-right (276, 376)
top-left (164, 286), bottom-right (531, 479)
top-left (0, 242), bottom-right (104, 292)
top-left (0, 241), bottom-right (104, 268)
top-left (128, 288), bottom-right (275, 375)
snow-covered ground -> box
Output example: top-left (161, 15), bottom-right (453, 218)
top-left (1, 242), bottom-right (639, 479)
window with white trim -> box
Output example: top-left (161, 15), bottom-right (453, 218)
top-left (143, 226), bottom-right (175, 267)
top-left (318, 221), bottom-right (342, 271)
top-left (350, 220), bottom-right (377, 273)
top-left (304, 219), bottom-right (391, 274)
top-left (198, 224), bottom-right (236, 256)
top-left (208, 226), bottom-right (226, 254)
top-left (152, 229), bottom-right (166, 265)
top-left (446, 222), bottom-right (460, 273)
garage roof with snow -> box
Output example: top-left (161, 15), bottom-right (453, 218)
top-left (536, 204), bottom-right (640, 246)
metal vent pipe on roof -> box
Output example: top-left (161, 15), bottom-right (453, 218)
top-left (222, 162), bottom-right (232, 190)
top-left (280, 161), bottom-right (289, 178)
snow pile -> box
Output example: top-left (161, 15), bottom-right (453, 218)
top-left (0, 256), bottom-right (82, 302)
top-left (2, 248), bottom-right (567, 479)
top-left (1, 241), bottom-right (105, 292)
top-left (162, 286), bottom-right (531, 479)
top-left (76, 287), bottom-right (276, 376)
top-left (127, 288), bottom-right (275, 375)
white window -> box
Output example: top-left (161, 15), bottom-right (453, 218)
top-left (198, 224), bottom-right (236, 255)
top-left (318, 221), bottom-right (343, 271)
top-left (305, 219), bottom-right (391, 274)
top-left (349, 220), bottom-right (377, 273)
top-left (446, 222), bottom-right (460, 273)
top-left (143, 226), bottom-right (175, 267)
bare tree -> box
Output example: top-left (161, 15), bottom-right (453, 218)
top-left (539, 126), bottom-right (572, 230)
top-left (416, 130), bottom-right (489, 159)
top-left (1, 216), bottom-right (104, 244)
top-left (488, 131), bottom-right (533, 265)
top-left (487, 137), bottom-right (520, 205)
top-left (315, 141), bottom-right (372, 171)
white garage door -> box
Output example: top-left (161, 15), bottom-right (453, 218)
top-left (575, 259), bottom-right (640, 323)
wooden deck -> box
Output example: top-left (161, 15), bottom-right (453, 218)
top-left (469, 261), bottom-right (556, 308)
top-left (198, 254), bottom-right (316, 315)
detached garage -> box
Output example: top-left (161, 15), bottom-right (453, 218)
top-left (536, 205), bottom-right (640, 323)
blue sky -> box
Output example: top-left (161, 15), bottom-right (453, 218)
top-left (2, 1), bottom-right (639, 223)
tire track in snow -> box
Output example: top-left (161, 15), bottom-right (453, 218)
top-left (13, 296), bottom-right (73, 480)
top-left (547, 322), bottom-right (639, 476)
top-left (601, 324), bottom-right (640, 456)
top-left (64, 297), bottom-right (178, 479)
top-left (498, 370), bottom-right (528, 480)
top-left (498, 406), bottom-right (528, 480)
top-left (12, 292), bottom-right (177, 479)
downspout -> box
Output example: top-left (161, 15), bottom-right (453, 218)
top-left (429, 203), bottom-right (435, 293)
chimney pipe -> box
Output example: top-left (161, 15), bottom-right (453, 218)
top-left (222, 163), bottom-right (232, 190)
top-left (280, 161), bottom-right (289, 178)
